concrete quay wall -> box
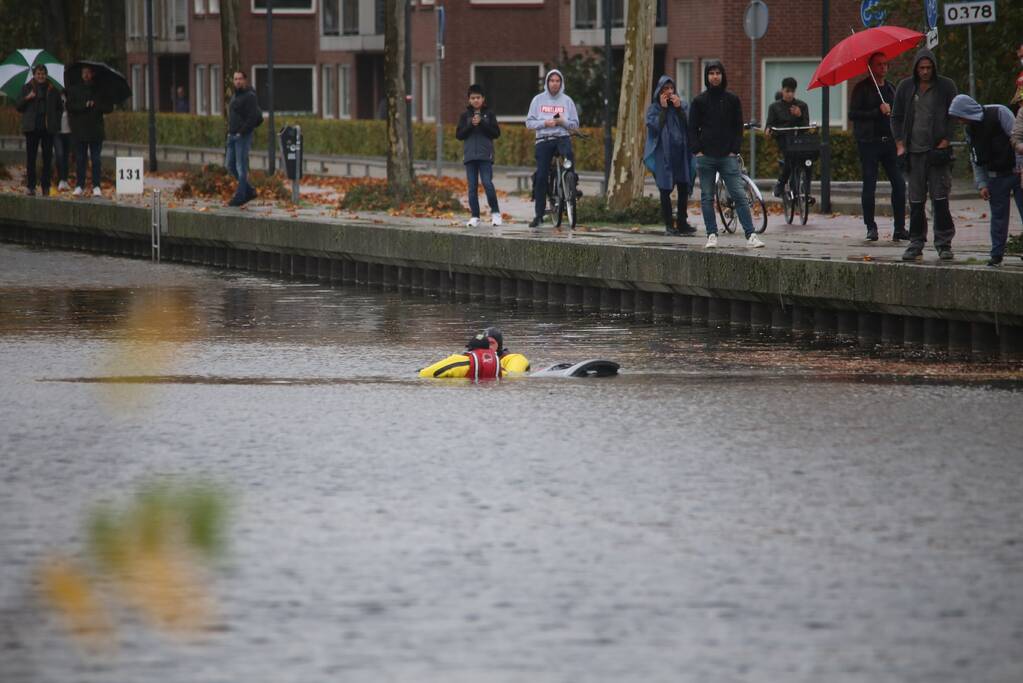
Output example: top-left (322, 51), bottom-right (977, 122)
top-left (1, 195), bottom-right (1021, 360)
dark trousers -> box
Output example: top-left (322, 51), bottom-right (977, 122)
top-left (907, 152), bottom-right (954, 250)
top-left (25, 131), bottom-right (53, 192)
top-left (658, 183), bottom-right (689, 229)
top-left (53, 133), bottom-right (71, 183)
top-left (533, 136), bottom-right (574, 219)
top-left (858, 139), bottom-right (906, 231)
top-left (465, 160), bottom-right (499, 217)
top-left (988, 174), bottom-right (1018, 259)
top-left (75, 141), bottom-right (103, 189)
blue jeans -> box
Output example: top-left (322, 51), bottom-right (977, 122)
top-left (75, 140), bottom-right (102, 190)
top-left (465, 160), bottom-right (499, 217)
top-left (533, 136), bottom-right (574, 220)
top-left (857, 140), bottom-right (906, 231)
top-left (226, 131), bottom-right (253, 199)
top-left (988, 174), bottom-right (1018, 259)
top-left (696, 154), bottom-right (754, 237)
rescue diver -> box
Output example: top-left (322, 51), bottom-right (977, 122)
top-left (418, 327), bottom-right (530, 379)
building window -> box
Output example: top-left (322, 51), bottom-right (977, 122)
top-left (471, 63), bottom-right (543, 121)
top-left (421, 63), bottom-right (435, 122)
top-left (340, 64), bottom-right (351, 118)
top-left (322, 0), bottom-right (358, 35)
top-left (209, 0), bottom-right (219, 13)
top-left (210, 65), bottom-right (222, 115)
top-left (252, 0), bottom-right (315, 13)
top-left (374, 0), bottom-right (384, 35)
top-left (195, 64), bottom-right (207, 115)
top-left (126, 0), bottom-right (144, 39)
top-left (322, 65), bottom-right (336, 118)
top-left (194, 0), bottom-right (205, 15)
top-left (572, 0), bottom-right (623, 29)
top-left (322, 0), bottom-right (339, 34)
top-left (254, 66), bottom-right (315, 113)
top-left (167, 0), bottom-right (188, 39)
top-left (131, 65), bottom-right (145, 111)
top-left (674, 60), bottom-right (693, 106)
top-left (762, 59), bottom-right (846, 128)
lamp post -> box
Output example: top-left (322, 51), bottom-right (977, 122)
top-left (603, 0), bottom-right (612, 195)
top-left (145, 0), bottom-right (157, 171)
top-left (266, 0), bottom-right (276, 174)
top-left (820, 0), bottom-right (831, 213)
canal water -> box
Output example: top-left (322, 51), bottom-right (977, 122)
top-left (1, 242), bottom-right (1021, 683)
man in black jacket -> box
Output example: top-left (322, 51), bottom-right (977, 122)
top-left (765, 76), bottom-right (809, 199)
top-left (688, 61), bottom-right (764, 249)
top-left (67, 66), bottom-right (113, 197)
top-left (849, 53), bottom-right (906, 242)
top-left (892, 49), bottom-right (958, 261)
top-left (14, 64), bottom-right (62, 197)
top-left (455, 84), bottom-right (501, 227)
top-left (226, 71), bottom-right (263, 207)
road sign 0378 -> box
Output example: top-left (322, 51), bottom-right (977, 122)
top-left (944, 1), bottom-right (995, 25)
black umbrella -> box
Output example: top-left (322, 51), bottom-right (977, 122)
top-left (65, 60), bottom-right (132, 103)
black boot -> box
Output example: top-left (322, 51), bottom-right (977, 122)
top-left (676, 216), bottom-right (697, 235)
top-left (902, 202), bottom-right (926, 261)
top-left (932, 198), bottom-right (955, 257)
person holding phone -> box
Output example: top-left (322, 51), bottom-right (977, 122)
top-left (455, 84), bottom-right (502, 227)
top-left (525, 69), bottom-right (579, 229)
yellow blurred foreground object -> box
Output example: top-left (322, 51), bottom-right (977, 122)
top-left (38, 558), bottom-right (113, 648)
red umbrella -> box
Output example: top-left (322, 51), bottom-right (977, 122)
top-left (808, 26), bottom-right (924, 98)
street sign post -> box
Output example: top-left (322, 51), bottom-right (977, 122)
top-left (743, 0), bottom-right (768, 180)
top-left (435, 6), bottom-right (445, 178)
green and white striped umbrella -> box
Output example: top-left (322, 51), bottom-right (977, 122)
top-left (0, 49), bottom-right (64, 100)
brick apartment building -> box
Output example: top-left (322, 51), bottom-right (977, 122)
top-left (124, 0), bottom-right (863, 130)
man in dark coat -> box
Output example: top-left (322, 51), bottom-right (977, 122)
top-left (892, 49), bottom-right (958, 261)
top-left (226, 71), bottom-right (263, 206)
top-left (15, 64), bottom-right (62, 196)
top-left (67, 66), bottom-right (113, 197)
top-left (849, 52), bottom-right (907, 242)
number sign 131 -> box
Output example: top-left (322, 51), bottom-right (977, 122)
top-left (943, 0), bottom-right (995, 25)
top-left (116, 157), bottom-right (145, 195)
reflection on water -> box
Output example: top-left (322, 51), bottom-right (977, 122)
top-left (2, 242), bottom-right (1023, 683)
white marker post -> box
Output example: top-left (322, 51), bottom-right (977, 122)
top-left (116, 157), bottom-right (145, 195)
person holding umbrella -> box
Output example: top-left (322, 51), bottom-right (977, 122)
top-left (67, 65), bottom-right (113, 197)
top-left (14, 64), bottom-right (62, 197)
top-left (849, 53), bottom-right (907, 242)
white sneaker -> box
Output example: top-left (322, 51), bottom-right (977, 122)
top-left (57, 180), bottom-right (69, 191)
top-left (466, 217), bottom-right (480, 228)
top-left (92, 187), bottom-right (102, 198)
top-left (491, 213), bottom-right (503, 227)
top-left (704, 233), bottom-right (718, 248)
top-left (73, 186), bottom-right (83, 196)
top-left (746, 233), bottom-right (765, 249)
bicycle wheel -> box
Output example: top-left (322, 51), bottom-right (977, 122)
top-left (799, 164), bottom-right (811, 225)
top-left (745, 180), bottom-right (768, 234)
top-left (783, 166), bottom-right (796, 225)
top-left (716, 177), bottom-right (736, 233)
top-left (564, 171), bottom-right (577, 229)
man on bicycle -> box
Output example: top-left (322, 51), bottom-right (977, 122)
top-left (766, 77), bottom-right (810, 198)
top-left (525, 69), bottom-right (580, 228)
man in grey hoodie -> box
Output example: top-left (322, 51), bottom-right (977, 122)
top-left (892, 49), bottom-right (958, 261)
top-left (949, 94), bottom-right (1021, 266)
top-left (525, 69), bottom-right (579, 228)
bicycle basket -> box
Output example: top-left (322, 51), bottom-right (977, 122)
top-left (783, 132), bottom-right (821, 161)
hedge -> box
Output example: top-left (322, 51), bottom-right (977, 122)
top-left (0, 107), bottom-right (938, 181)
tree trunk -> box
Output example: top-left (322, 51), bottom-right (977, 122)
top-left (606, 0), bottom-right (655, 211)
top-left (384, 0), bottom-right (414, 203)
top-left (219, 0), bottom-right (242, 120)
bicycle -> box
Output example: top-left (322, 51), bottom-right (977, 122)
top-left (537, 130), bottom-right (588, 230)
top-left (714, 122), bottom-right (767, 235)
top-left (768, 124), bottom-right (820, 226)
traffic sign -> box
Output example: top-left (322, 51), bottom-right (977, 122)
top-left (924, 0), bottom-right (938, 29)
top-left (944, 1), bottom-right (995, 26)
top-left (860, 0), bottom-right (886, 28)
top-left (743, 0), bottom-right (769, 41)
top-left (926, 27), bottom-right (939, 49)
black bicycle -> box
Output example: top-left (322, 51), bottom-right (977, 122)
top-left (770, 124), bottom-right (820, 225)
top-left (542, 131), bottom-right (588, 230)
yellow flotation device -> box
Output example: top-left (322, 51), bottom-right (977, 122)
top-left (419, 353), bottom-right (531, 379)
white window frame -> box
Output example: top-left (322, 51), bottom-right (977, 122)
top-left (250, 0), bottom-right (316, 15)
top-left (209, 0), bottom-right (220, 13)
top-left (195, 64), bottom-right (208, 115)
top-left (251, 64), bottom-right (318, 115)
top-left (167, 0), bottom-right (189, 39)
top-left (321, 64), bottom-right (337, 118)
top-left (131, 64), bottom-right (145, 111)
top-left (339, 64), bottom-right (352, 119)
top-left (194, 0), bottom-right (206, 15)
top-left (469, 61), bottom-right (544, 123)
top-left (761, 56), bottom-right (848, 130)
top-left (674, 59), bottom-right (694, 106)
top-left (210, 65), bottom-right (223, 115)
top-left (421, 63), bottom-right (435, 122)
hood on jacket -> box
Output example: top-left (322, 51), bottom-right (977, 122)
top-left (703, 60), bottom-right (727, 90)
top-left (653, 74), bottom-right (675, 103)
top-left (544, 69), bottom-right (566, 96)
top-left (911, 48), bottom-right (939, 84)
top-left (948, 94), bottom-right (983, 122)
